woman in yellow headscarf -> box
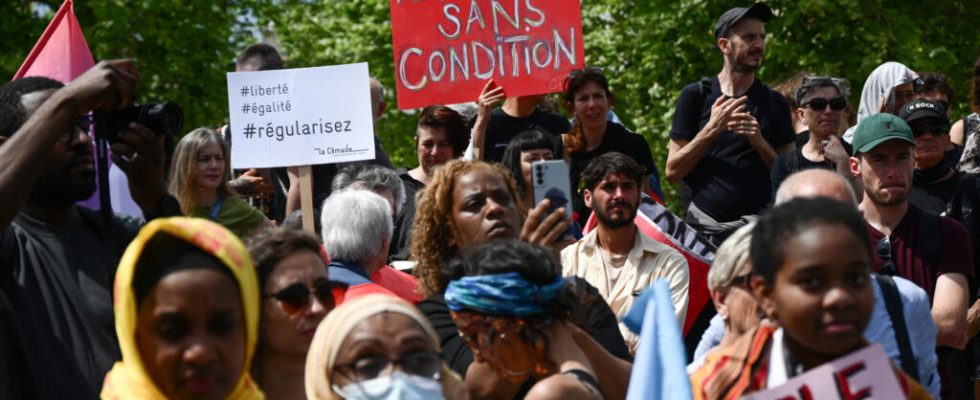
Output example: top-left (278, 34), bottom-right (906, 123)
top-left (304, 294), bottom-right (466, 400)
top-left (102, 217), bottom-right (265, 399)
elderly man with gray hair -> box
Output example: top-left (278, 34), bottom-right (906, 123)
top-left (320, 189), bottom-right (400, 302)
top-left (770, 75), bottom-right (855, 196)
top-left (331, 164), bottom-right (421, 302)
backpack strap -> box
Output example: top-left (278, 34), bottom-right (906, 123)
top-left (874, 273), bottom-right (920, 381)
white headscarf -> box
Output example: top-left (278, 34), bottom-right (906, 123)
top-left (843, 62), bottom-right (918, 143)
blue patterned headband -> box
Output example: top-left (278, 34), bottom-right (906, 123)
top-left (445, 272), bottom-right (565, 316)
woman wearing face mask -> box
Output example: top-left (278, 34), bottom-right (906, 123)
top-left (304, 294), bottom-right (465, 400)
top-left (247, 228), bottom-right (337, 400)
top-left (500, 129), bottom-right (559, 211)
top-left (445, 240), bottom-right (608, 400)
top-left (561, 68), bottom-right (657, 225)
top-left (169, 127), bottom-right (270, 238)
top-left (689, 198), bottom-right (930, 399)
top-left (102, 217), bottom-right (264, 399)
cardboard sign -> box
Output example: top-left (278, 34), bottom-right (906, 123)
top-left (744, 344), bottom-right (906, 400)
top-left (389, 0), bottom-right (585, 109)
top-left (226, 63), bottom-right (375, 169)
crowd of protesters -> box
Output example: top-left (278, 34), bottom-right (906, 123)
top-left (3, 2), bottom-right (980, 399)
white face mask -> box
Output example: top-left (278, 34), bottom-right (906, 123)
top-left (332, 371), bottom-right (445, 400)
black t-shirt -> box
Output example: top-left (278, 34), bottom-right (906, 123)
top-left (0, 208), bottom-right (140, 399)
top-left (669, 77), bottom-right (795, 222)
top-left (910, 169), bottom-right (962, 215)
top-left (482, 108), bottom-right (571, 163)
top-left (770, 141), bottom-right (854, 197)
top-left (568, 122), bottom-right (657, 224)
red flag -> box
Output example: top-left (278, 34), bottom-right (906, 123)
top-left (14, 0), bottom-right (94, 82)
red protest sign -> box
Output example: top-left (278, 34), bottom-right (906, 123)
top-left (389, 0), bottom-right (585, 110)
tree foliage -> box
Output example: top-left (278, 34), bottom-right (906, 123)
top-left (1, 0), bottom-right (258, 131)
top-left (3, 0), bottom-right (978, 210)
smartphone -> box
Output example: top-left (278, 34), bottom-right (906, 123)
top-left (531, 159), bottom-right (575, 240)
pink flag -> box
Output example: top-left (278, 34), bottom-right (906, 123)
top-left (15, 0), bottom-right (105, 210)
top-left (14, 0), bottom-right (94, 82)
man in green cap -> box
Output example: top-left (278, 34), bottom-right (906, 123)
top-left (849, 113), bottom-right (973, 392)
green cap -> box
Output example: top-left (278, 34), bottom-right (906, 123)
top-left (851, 113), bottom-right (915, 154)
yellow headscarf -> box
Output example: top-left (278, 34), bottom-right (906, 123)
top-left (101, 217), bottom-right (264, 399)
top-left (304, 294), bottom-right (467, 400)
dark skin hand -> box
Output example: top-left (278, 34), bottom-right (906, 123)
top-left (109, 122), bottom-right (168, 214)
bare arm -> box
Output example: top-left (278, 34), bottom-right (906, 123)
top-left (932, 272), bottom-right (969, 349)
top-left (950, 119), bottom-right (965, 146)
top-left (468, 80), bottom-right (504, 161)
top-left (0, 60), bottom-right (139, 228)
top-left (665, 96), bottom-right (746, 183)
top-left (285, 166), bottom-right (300, 214)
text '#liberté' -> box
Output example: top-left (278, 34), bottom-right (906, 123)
top-left (397, 0), bottom-right (577, 91)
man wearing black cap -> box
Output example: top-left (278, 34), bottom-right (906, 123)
top-left (902, 99), bottom-right (970, 214)
top-left (666, 3), bottom-right (795, 246)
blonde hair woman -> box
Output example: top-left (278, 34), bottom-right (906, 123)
top-left (169, 127), bottom-right (269, 237)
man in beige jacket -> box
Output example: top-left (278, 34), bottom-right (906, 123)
top-left (562, 152), bottom-right (690, 353)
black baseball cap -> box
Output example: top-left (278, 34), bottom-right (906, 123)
top-left (714, 3), bottom-right (773, 40)
top-left (899, 99), bottom-right (948, 124)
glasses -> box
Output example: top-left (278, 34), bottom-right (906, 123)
top-left (729, 273), bottom-right (753, 290)
top-left (911, 123), bottom-right (949, 137)
top-left (262, 279), bottom-right (342, 315)
top-left (335, 351), bottom-right (442, 382)
top-left (802, 97), bottom-right (847, 112)
top-left (59, 115), bottom-right (93, 145)
top-left (875, 237), bottom-right (897, 276)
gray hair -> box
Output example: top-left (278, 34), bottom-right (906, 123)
top-left (319, 190), bottom-right (393, 263)
top-left (795, 76), bottom-right (850, 105)
top-left (707, 222), bottom-right (755, 292)
top-left (331, 164), bottom-right (405, 217)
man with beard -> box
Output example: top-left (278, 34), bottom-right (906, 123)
top-left (666, 3), bottom-right (795, 246)
top-left (0, 60), bottom-right (173, 399)
top-left (850, 113), bottom-right (974, 398)
top-left (562, 152), bottom-right (690, 353)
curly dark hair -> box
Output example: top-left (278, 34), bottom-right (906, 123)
top-left (417, 105), bottom-right (470, 157)
top-left (410, 160), bottom-right (521, 296)
top-left (580, 152), bottom-right (646, 193)
top-left (750, 197), bottom-right (871, 285)
top-left (245, 227), bottom-right (323, 289)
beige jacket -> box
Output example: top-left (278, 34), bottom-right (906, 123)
top-left (561, 228), bottom-right (690, 354)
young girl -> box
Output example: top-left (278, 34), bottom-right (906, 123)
top-left (690, 197), bottom-right (929, 399)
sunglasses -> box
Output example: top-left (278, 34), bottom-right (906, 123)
top-left (875, 237), bottom-right (898, 276)
top-left (729, 273), bottom-right (753, 290)
top-left (802, 97), bottom-right (847, 111)
top-left (263, 279), bottom-right (344, 315)
top-left (59, 115), bottom-right (93, 145)
top-left (911, 123), bottom-right (948, 137)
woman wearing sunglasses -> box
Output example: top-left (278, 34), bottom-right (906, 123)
top-left (102, 217), bottom-right (263, 399)
top-left (247, 227), bottom-right (338, 400)
top-left (770, 76), bottom-right (855, 195)
top-left (561, 67), bottom-right (657, 225)
top-left (304, 294), bottom-right (466, 400)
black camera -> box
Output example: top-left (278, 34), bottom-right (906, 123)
top-left (93, 102), bottom-right (183, 142)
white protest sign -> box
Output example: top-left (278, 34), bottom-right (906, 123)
top-left (226, 63), bottom-right (375, 169)
top-left (744, 344), bottom-right (905, 400)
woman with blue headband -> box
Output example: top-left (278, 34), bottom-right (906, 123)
top-left (445, 240), bottom-right (607, 400)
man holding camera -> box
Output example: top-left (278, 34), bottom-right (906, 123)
top-left (0, 60), bottom-right (175, 399)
